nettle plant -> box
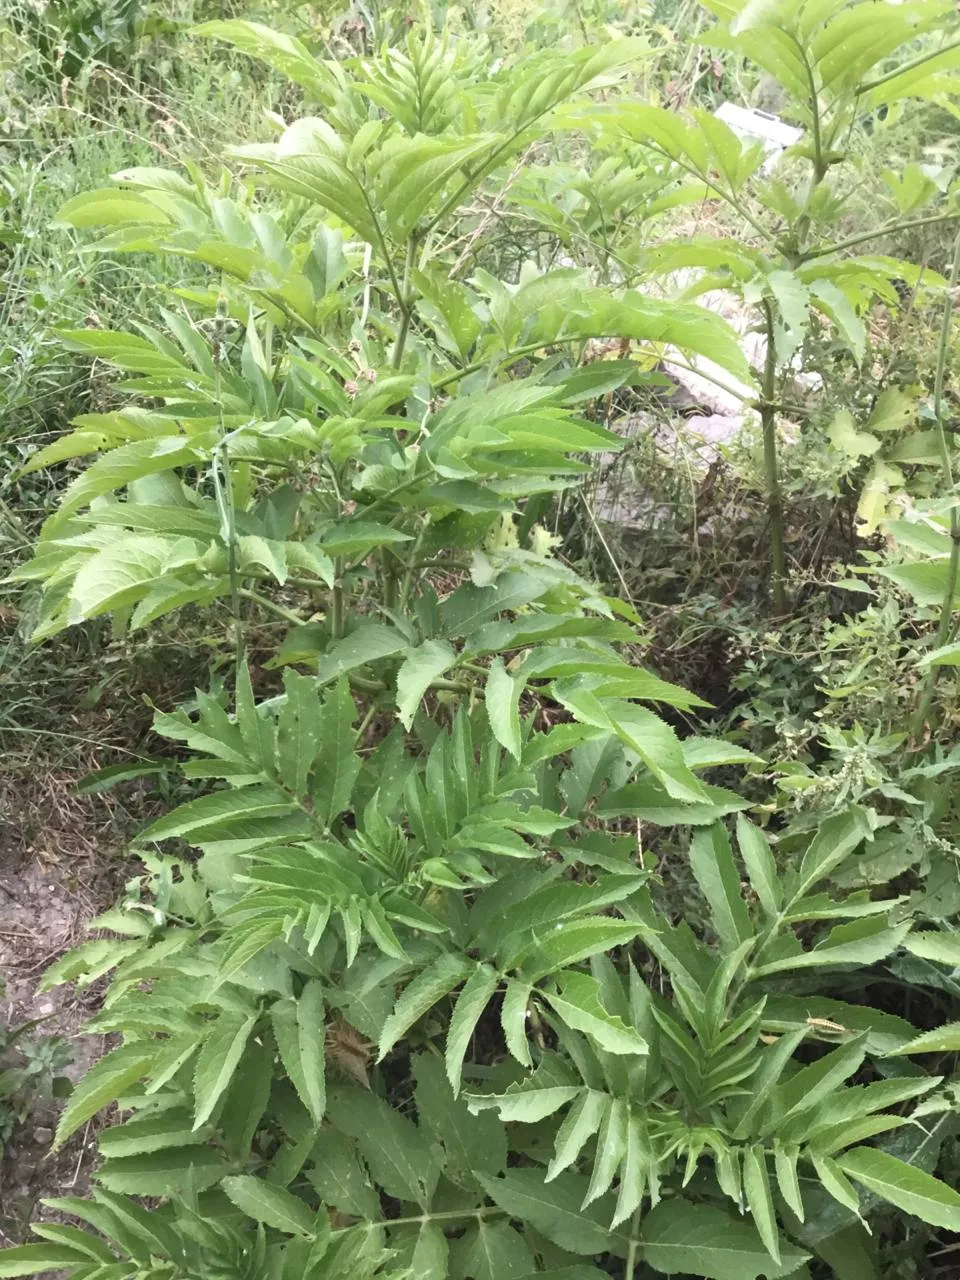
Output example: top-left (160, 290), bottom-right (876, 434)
top-left (540, 0), bottom-right (960, 613)
top-left (6, 18), bottom-right (960, 1280)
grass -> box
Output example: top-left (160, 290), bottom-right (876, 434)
top-left (0, 9), bottom-right (290, 783)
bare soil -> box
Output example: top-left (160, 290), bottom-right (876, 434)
top-left (0, 772), bottom-right (133, 1248)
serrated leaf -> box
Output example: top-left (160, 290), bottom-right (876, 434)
top-left (451, 1221), bottom-right (535, 1280)
top-left (689, 823), bottom-right (754, 953)
top-left (888, 1020), bottom-right (960, 1055)
top-left (500, 978), bottom-right (533, 1067)
top-left (222, 1175), bottom-right (317, 1237)
top-left (486, 659), bottom-right (523, 760)
top-left (193, 1012), bottom-right (257, 1128)
top-left (192, 20), bottom-right (339, 100)
top-left (766, 269), bottom-right (810, 364)
top-left (513, 919), bottom-right (643, 981)
top-left (446, 964), bottom-right (499, 1095)
top-left (793, 807), bottom-right (874, 901)
top-left (396, 639), bottom-right (456, 730)
top-left (736, 815), bottom-right (781, 917)
top-left (774, 1144), bottom-right (804, 1222)
top-left (271, 981), bottom-right (326, 1123)
top-left (838, 1147), bottom-right (960, 1230)
top-left (546, 1089), bottom-right (608, 1181)
top-left (476, 1170), bottom-right (626, 1256)
top-left (0, 1245), bottom-right (97, 1275)
top-left (903, 932), bottom-right (960, 967)
top-left (328, 1086), bottom-right (440, 1205)
top-left (315, 624), bottom-right (409, 684)
top-left (743, 1145), bottom-right (780, 1264)
top-left (414, 1053), bottom-right (507, 1182)
top-left (53, 1043), bottom-right (153, 1150)
top-left (543, 971), bottom-right (648, 1056)
top-left (641, 1199), bottom-right (809, 1279)
top-left (379, 953), bottom-right (473, 1060)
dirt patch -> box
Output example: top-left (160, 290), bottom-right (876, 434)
top-left (0, 773), bottom-right (135, 1247)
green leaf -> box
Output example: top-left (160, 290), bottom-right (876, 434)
top-left (753, 918), bottom-right (911, 977)
top-left (470, 1083), bottom-right (580, 1124)
top-left (918, 642), bottom-right (960, 668)
top-left (838, 1147), bottom-right (960, 1231)
top-left (0, 1245), bottom-right (96, 1276)
top-left (641, 1199), bottom-right (809, 1279)
top-left (96, 1146), bottom-right (226, 1195)
top-left (766, 269), bottom-right (810, 364)
top-left (414, 1053), bottom-right (507, 1182)
top-left (396, 639), bottom-right (457, 730)
top-left (329, 1086), bottom-right (440, 1205)
top-left (513, 919), bottom-right (643, 981)
top-left (192, 20), bottom-right (339, 100)
top-left (476, 1170), bottom-right (626, 1257)
top-left (768, 1037), bottom-right (868, 1135)
top-left (451, 1221), bottom-right (535, 1280)
top-left (743, 1145), bottom-right (780, 1264)
top-left (138, 785), bottom-right (299, 844)
top-left (276, 668), bottom-right (323, 798)
top-left (271, 981), bottom-right (327, 1123)
top-left (543, 971), bottom-right (648, 1056)
top-left (222, 1175), bottom-right (318, 1237)
top-left (486, 659), bottom-right (523, 760)
top-left (774, 1144), bottom-right (804, 1223)
top-left (315, 624), bottom-right (410, 684)
top-left (546, 1090), bottom-right (609, 1181)
top-left (446, 964), bottom-right (500, 1095)
top-left (312, 677), bottom-right (361, 826)
top-left (903, 931), bottom-right (960, 966)
top-left (501, 978), bottom-right (533, 1068)
top-left (736, 815), bottom-right (781, 917)
top-left (689, 824), bottom-right (754, 952)
top-left (193, 1012), bottom-right (257, 1128)
top-left (888, 1020), bottom-right (960, 1055)
top-left (393, 1222), bottom-right (448, 1280)
top-left (378, 953), bottom-right (474, 1060)
top-left (54, 1043), bottom-right (153, 1150)
top-left (793, 807), bottom-right (875, 900)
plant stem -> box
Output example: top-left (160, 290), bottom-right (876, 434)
top-left (625, 1207), bottom-right (642, 1280)
top-left (331, 557), bottom-right (345, 641)
top-left (803, 210), bottom-right (960, 262)
top-left (760, 301), bottom-right (788, 615)
top-left (237, 589), bottom-right (306, 627)
top-left (910, 228), bottom-right (960, 739)
top-left (391, 235), bottom-right (417, 369)
top-left (858, 36), bottom-right (960, 93)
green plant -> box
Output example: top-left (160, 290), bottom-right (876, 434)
top-left (544, 0), bottom-right (960, 612)
top-left (0, 1002), bottom-right (72, 1141)
top-left (5, 16), bottom-right (960, 1280)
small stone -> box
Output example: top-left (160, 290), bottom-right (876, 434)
top-left (33, 1126), bottom-right (53, 1145)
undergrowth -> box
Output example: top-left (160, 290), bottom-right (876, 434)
top-left (1, 3), bottom-right (960, 1279)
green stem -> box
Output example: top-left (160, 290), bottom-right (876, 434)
top-left (760, 301), bottom-right (788, 615)
top-left (391, 236), bottom-right (418, 369)
top-left (859, 36), bottom-right (960, 93)
top-left (237, 589), bottom-right (307, 627)
top-left (803, 210), bottom-right (960, 262)
top-left (331, 557), bottom-right (345, 641)
top-left (625, 1207), bottom-right (642, 1280)
top-left (330, 1206), bottom-right (502, 1238)
top-left (910, 228), bottom-right (960, 739)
